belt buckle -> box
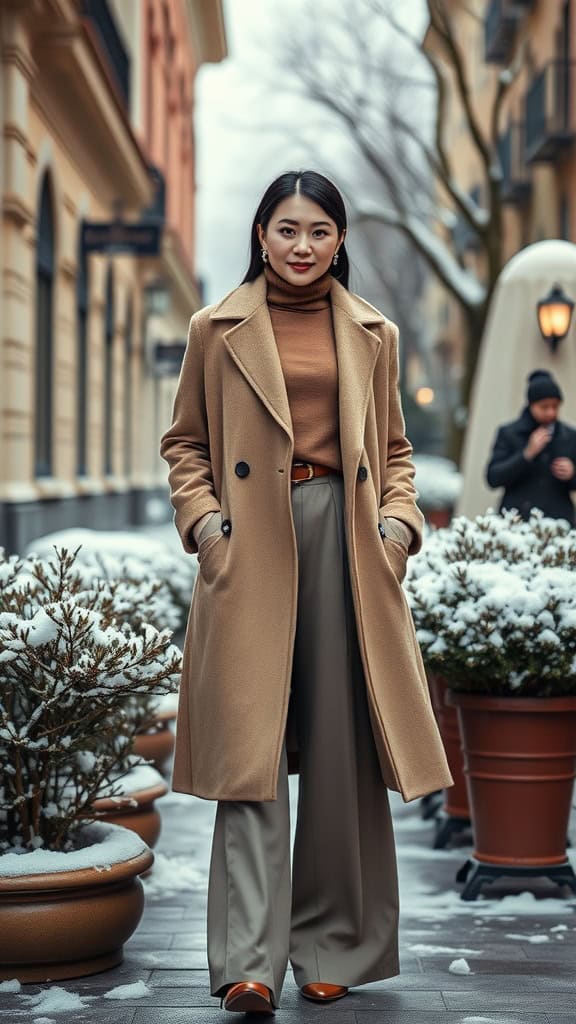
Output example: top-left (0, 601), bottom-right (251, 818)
top-left (292, 461), bottom-right (314, 484)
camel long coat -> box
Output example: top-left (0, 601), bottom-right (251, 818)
top-left (160, 273), bottom-right (452, 802)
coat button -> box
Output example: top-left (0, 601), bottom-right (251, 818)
top-left (358, 465), bottom-right (368, 481)
top-left (221, 519), bottom-right (232, 535)
top-left (378, 522), bottom-right (386, 538)
top-left (235, 461), bottom-right (250, 478)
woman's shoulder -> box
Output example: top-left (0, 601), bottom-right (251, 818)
top-left (190, 277), bottom-right (267, 330)
top-left (330, 279), bottom-right (397, 333)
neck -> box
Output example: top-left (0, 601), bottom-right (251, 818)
top-left (264, 264), bottom-right (332, 311)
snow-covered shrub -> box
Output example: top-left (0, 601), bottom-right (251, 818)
top-left (405, 510), bottom-right (576, 696)
top-left (27, 529), bottom-right (196, 632)
top-left (413, 454), bottom-right (462, 511)
top-left (0, 547), bottom-right (181, 852)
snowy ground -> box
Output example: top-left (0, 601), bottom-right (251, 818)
top-left (1, 776), bottom-right (575, 1023)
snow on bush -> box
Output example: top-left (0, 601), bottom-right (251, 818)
top-left (27, 528), bottom-right (197, 632)
top-left (405, 510), bottom-right (576, 696)
top-left (413, 454), bottom-right (462, 510)
top-left (0, 547), bottom-right (181, 852)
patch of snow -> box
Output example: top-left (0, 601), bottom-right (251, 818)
top-left (0, 822), bottom-right (148, 877)
top-left (409, 944), bottom-right (482, 955)
top-left (506, 932), bottom-right (550, 943)
top-left (34, 1018), bottom-right (57, 1024)
top-left (103, 980), bottom-right (151, 1000)
top-left (0, 978), bottom-right (22, 992)
top-left (449, 957), bottom-right (473, 975)
top-left (24, 987), bottom-right (92, 1013)
top-left (398, 861), bottom-right (576, 919)
top-left (462, 1018), bottom-right (505, 1024)
top-left (141, 851), bottom-right (207, 897)
top-left (550, 923), bottom-right (568, 932)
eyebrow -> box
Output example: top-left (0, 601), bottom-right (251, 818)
top-left (277, 218), bottom-right (332, 227)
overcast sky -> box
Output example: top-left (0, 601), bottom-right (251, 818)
top-left (195, 0), bottom-right (427, 303)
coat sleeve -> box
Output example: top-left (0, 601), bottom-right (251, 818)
top-left (485, 426), bottom-right (534, 489)
top-left (377, 323), bottom-right (424, 556)
top-left (159, 313), bottom-right (221, 554)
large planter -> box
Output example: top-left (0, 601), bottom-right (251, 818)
top-left (423, 507), bottom-right (452, 530)
top-left (448, 691), bottom-right (576, 898)
top-left (92, 765), bottom-right (168, 848)
top-left (133, 708), bottom-right (176, 773)
top-left (0, 823), bottom-right (153, 982)
top-left (428, 674), bottom-right (470, 821)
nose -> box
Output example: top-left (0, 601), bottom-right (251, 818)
top-left (293, 234), bottom-right (312, 254)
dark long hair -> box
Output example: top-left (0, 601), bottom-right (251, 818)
top-left (241, 171), bottom-right (350, 289)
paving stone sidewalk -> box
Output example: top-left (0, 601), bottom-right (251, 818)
top-left (2, 776), bottom-right (576, 1024)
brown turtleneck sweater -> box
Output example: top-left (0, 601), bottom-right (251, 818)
top-left (265, 265), bottom-right (342, 472)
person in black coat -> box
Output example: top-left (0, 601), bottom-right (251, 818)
top-left (486, 370), bottom-right (576, 526)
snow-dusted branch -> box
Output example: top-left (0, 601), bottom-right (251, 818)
top-left (355, 202), bottom-right (487, 308)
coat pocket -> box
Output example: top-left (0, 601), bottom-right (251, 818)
top-left (198, 529), bottom-right (226, 584)
top-left (383, 535), bottom-right (408, 584)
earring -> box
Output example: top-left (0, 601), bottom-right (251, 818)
top-left (333, 251), bottom-right (339, 266)
top-left (261, 248), bottom-right (268, 263)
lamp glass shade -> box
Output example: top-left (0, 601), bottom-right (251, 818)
top-left (537, 286), bottom-right (574, 341)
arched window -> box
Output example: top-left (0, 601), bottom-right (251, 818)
top-left (35, 175), bottom-right (55, 477)
top-left (104, 264), bottom-right (114, 475)
top-left (76, 240), bottom-right (89, 476)
top-left (124, 297), bottom-right (133, 476)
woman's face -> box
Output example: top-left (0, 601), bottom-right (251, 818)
top-left (529, 397), bottom-right (561, 425)
top-left (257, 194), bottom-right (345, 286)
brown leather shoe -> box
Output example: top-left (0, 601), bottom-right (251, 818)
top-left (222, 981), bottom-right (275, 1013)
top-left (300, 982), bottom-right (349, 1002)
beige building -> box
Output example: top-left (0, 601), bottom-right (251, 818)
top-left (0, 0), bottom-right (226, 553)
top-left (420, 0), bottom-right (575, 426)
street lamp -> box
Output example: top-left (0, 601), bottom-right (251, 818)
top-left (537, 284), bottom-right (574, 353)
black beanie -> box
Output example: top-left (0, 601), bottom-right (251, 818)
top-left (527, 370), bottom-right (563, 404)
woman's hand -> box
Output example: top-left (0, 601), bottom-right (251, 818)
top-left (551, 457), bottom-right (575, 481)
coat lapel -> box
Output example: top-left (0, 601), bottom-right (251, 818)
top-left (331, 284), bottom-right (383, 471)
top-left (210, 274), bottom-right (386, 454)
top-left (212, 277), bottom-right (293, 440)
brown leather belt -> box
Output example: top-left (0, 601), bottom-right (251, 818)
top-left (291, 461), bottom-right (335, 483)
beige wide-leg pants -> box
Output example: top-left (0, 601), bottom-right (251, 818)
top-left (207, 474), bottom-right (399, 1008)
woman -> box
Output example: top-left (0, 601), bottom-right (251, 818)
top-left (160, 170), bottom-right (452, 1015)
top-left (486, 369), bottom-right (576, 525)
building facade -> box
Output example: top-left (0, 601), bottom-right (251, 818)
top-left (419, 0), bottom-right (575, 430)
top-left (0, 0), bottom-right (226, 553)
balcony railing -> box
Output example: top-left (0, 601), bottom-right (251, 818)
top-left (498, 122), bottom-right (532, 203)
top-left (525, 60), bottom-right (576, 163)
top-left (81, 0), bottom-right (130, 110)
top-left (485, 0), bottom-right (520, 63)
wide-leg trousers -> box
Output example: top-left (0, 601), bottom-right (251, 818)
top-left (207, 474), bottom-right (399, 1007)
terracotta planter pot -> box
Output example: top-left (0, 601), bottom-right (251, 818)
top-left (0, 842), bottom-right (153, 982)
top-left (424, 507), bottom-right (452, 529)
top-left (92, 779), bottom-right (168, 848)
top-left (448, 691), bottom-right (576, 866)
top-left (133, 710), bottom-right (176, 772)
top-left (428, 674), bottom-right (470, 820)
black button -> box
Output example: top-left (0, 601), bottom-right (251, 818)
top-left (221, 519), bottom-right (232, 535)
top-left (358, 465), bottom-right (368, 481)
top-left (235, 461), bottom-right (250, 478)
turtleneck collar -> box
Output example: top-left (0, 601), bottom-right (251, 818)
top-left (264, 264), bottom-right (332, 312)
